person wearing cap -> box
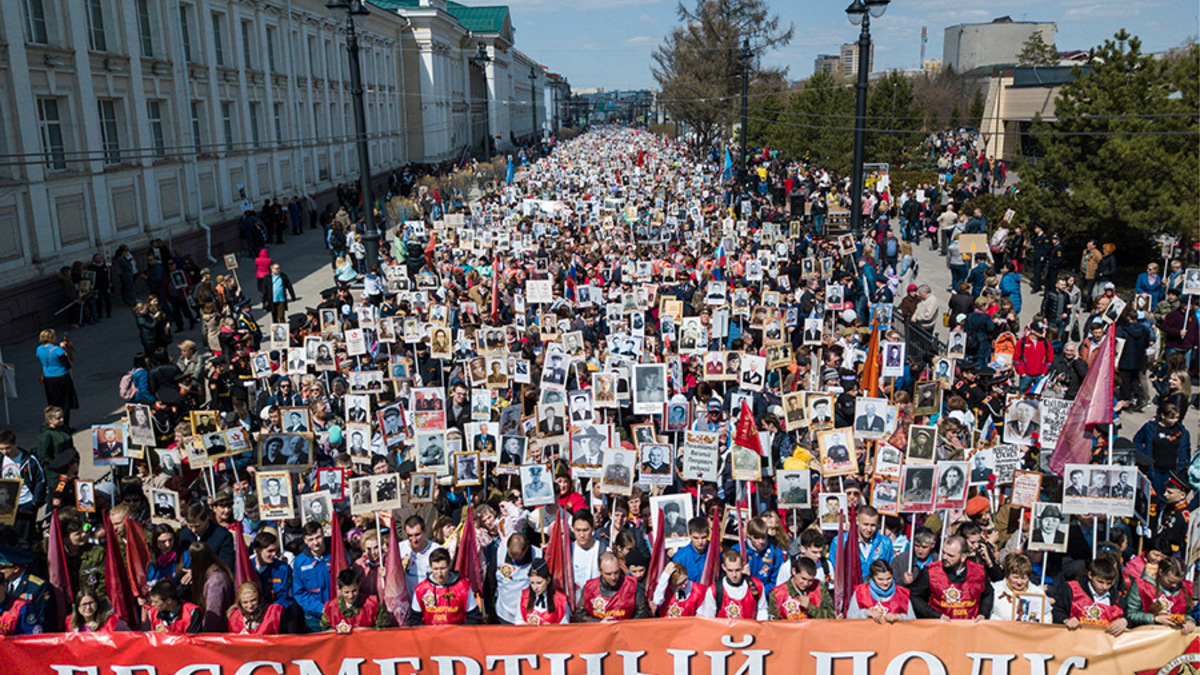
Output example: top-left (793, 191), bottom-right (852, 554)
top-left (0, 545), bottom-right (48, 632)
top-left (828, 505), bottom-right (894, 583)
top-left (520, 559), bottom-right (569, 625)
top-left (0, 429), bottom-right (46, 547)
top-left (910, 535), bottom-right (992, 620)
top-left (691, 397), bottom-right (724, 432)
top-left (897, 284), bottom-right (921, 320)
top-left (1152, 471), bottom-right (1192, 557)
top-left (1014, 321), bottom-right (1054, 391)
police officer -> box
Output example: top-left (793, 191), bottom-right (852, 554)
top-left (0, 545), bottom-right (51, 629)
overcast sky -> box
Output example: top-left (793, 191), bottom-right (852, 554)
top-left (497, 0), bottom-right (1198, 91)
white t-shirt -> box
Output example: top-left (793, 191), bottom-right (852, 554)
top-left (398, 539), bottom-right (443, 599)
top-left (572, 541), bottom-right (602, 590)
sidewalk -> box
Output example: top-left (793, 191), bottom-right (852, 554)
top-left (4, 226), bottom-right (341, 481)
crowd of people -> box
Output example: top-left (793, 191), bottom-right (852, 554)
top-left (2, 126), bottom-right (1197, 641)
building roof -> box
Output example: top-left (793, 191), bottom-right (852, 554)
top-left (1010, 65), bottom-right (1087, 88)
top-left (368, 0), bottom-right (510, 34)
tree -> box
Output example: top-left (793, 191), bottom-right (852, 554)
top-left (1017, 31), bottom-right (1059, 66)
top-left (652, 0), bottom-right (794, 152)
top-left (912, 65), bottom-right (979, 131)
top-left (1018, 31), bottom-right (1199, 241)
top-left (781, 71), bottom-right (855, 173)
top-left (865, 71), bottom-right (924, 167)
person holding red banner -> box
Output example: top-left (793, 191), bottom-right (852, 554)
top-left (145, 580), bottom-right (202, 634)
top-left (910, 536), bottom-right (992, 621)
top-left (697, 549), bottom-right (767, 620)
top-left (1125, 557), bottom-right (1195, 634)
top-left (519, 560), bottom-right (569, 625)
top-left (321, 569), bottom-right (388, 632)
top-left (1052, 558), bottom-right (1128, 636)
top-left (652, 562), bottom-right (707, 618)
top-left (574, 552), bottom-right (650, 622)
top-left (847, 560), bottom-right (913, 623)
top-left (768, 555), bottom-right (834, 620)
top-left (409, 548), bottom-right (481, 626)
top-left (227, 582), bottom-right (282, 635)
top-left (67, 588), bottom-right (128, 633)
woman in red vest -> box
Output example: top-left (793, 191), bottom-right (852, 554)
top-left (519, 560), bottom-right (569, 625)
top-left (847, 560), bottom-right (913, 622)
top-left (653, 562), bottom-right (707, 618)
top-left (146, 580), bottom-right (203, 634)
top-left (322, 569), bottom-right (387, 632)
top-left (227, 582), bottom-right (283, 635)
top-left (68, 589), bottom-right (129, 633)
top-left (1126, 557), bottom-right (1196, 634)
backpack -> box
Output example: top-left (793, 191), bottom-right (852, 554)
top-left (119, 369), bottom-right (138, 401)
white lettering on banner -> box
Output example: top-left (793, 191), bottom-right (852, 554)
top-left (176, 668), bottom-right (220, 675)
top-left (232, 663), bottom-right (285, 675)
top-left (616, 651), bottom-right (649, 675)
top-left (967, 653), bottom-right (1015, 675)
top-left (721, 634), bottom-right (754, 649)
top-left (1056, 657), bottom-right (1088, 675)
top-left (1023, 653), bottom-right (1089, 675)
top-left (668, 650), bottom-right (696, 672)
top-left (884, 652), bottom-right (948, 675)
top-left (112, 667), bottom-right (156, 675)
top-left (812, 651), bottom-right (874, 675)
top-left (484, 655), bottom-right (537, 675)
top-left (541, 654), bottom-right (573, 675)
top-left (372, 658), bottom-right (421, 675)
top-left (296, 659), bottom-right (366, 675)
top-left (50, 669), bottom-right (99, 675)
top-left (578, 653), bottom-right (607, 675)
top-left (430, 656), bottom-right (480, 675)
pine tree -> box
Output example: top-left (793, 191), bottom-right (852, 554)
top-left (1017, 31), bottom-right (1059, 66)
top-left (865, 71), bottom-right (925, 166)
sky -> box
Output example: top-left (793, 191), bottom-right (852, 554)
top-left (489, 0), bottom-right (1199, 91)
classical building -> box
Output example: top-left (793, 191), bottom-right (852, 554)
top-left (0, 0), bottom-right (563, 339)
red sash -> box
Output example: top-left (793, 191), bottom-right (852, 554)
top-left (581, 575), bottom-right (638, 621)
top-left (927, 562), bottom-right (986, 619)
top-left (0, 599), bottom-right (30, 635)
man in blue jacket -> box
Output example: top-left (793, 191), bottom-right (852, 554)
top-left (292, 521), bottom-right (331, 632)
top-left (735, 517), bottom-right (785, 594)
top-left (828, 505), bottom-right (894, 582)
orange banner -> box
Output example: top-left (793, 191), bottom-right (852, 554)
top-left (0, 618), bottom-right (1193, 675)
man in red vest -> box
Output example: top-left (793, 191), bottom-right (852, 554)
top-left (145, 580), bottom-right (202, 634)
top-left (1052, 558), bottom-right (1128, 635)
top-left (910, 535), bottom-right (992, 620)
top-left (768, 556), bottom-right (834, 620)
top-left (698, 549), bottom-right (767, 620)
top-left (322, 569), bottom-right (389, 632)
top-left (574, 552), bottom-right (650, 622)
top-left (409, 548), bottom-right (482, 626)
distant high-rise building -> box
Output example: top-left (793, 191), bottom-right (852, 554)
top-left (840, 42), bottom-right (874, 78)
top-left (814, 54), bottom-right (840, 76)
top-left (923, 58), bottom-right (943, 73)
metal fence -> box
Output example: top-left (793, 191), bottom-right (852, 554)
top-left (898, 314), bottom-right (945, 367)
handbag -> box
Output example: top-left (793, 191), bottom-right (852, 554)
top-left (942, 310), bottom-right (951, 328)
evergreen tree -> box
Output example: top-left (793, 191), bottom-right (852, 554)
top-left (1017, 32), bottom-right (1060, 66)
top-left (865, 71), bottom-right (924, 167)
top-left (1019, 31), bottom-right (1199, 240)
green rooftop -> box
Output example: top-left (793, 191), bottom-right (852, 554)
top-left (368, 0), bottom-right (510, 35)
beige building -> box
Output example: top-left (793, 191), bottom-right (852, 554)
top-left (979, 66), bottom-right (1080, 160)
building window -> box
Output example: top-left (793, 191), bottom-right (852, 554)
top-left (312, 103), bottom-right (321, 138)
top-left (22, 0), bottom-right (49, 45)
top-left (86, 0), bottom-right (107, 52)
top-left (273, 102), bottom-right (284, 144)
top-left (308, 36), bottom-right (317, 77)
top-left (266, 27), bottom-right (277, 73)
top-left (136, 0), bottom-right (154, 57)
top-left (190, 101), bottom-right (204, 154)
top-left (97, 99), bottom-right (121, 164)
top-left (147, 101), bottom-right (165, 158)
top-left (180, 7), bottom-right (193, 62)
top-left (212, 14), bottom-right (225, 67)
top-left (249, 102), bottom-right (261, 149)
top-left (37, 98), bottom-right (67, 172)
top-left (221, 101), bottom-right (235, 151)
top-left (241, 21), bottom-right (254, 70)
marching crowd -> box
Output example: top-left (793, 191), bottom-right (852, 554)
top-left (3, 126), bottom-right (1197, 640)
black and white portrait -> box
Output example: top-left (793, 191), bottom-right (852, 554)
top-left (520, 464), bottom-right (555, 506)
top-left (454, 452), bottom-right (481, 486)
top-left (1003, 396), bottom-right (1041, 446)
top-left (632, 364), bottom-right (667, 414)
top-left (776, 470), bottom-right (810, 508)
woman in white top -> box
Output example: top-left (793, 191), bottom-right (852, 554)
top-left (990, 553), bottom-right (1052, 622)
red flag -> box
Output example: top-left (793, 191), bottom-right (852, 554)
top-left (1049, 323), bottom-right (1116, 475)
top-left (123, 517), bottom-right (152, 600)
top-left (733, 399), bottom-right (763, 456)
top-left (423, 231), bottom-right (437, 270)
top-left (46, 511), bottom-right (72, 632)
top-left (698, 506), bottom-right (723, 587)
top-left (861, 321), bottom-right (882, 398)
top-left (647, 508), bottom-right (667, 584)
top-left (382, 520), bottom-right (409, 626)
top-left (329, 513), bottom-right (348, 590)
top-left (102, 512), bottom-right (138, 629)
top-left (454, 505), bottom-right (482, 595)
top-left (545, 508), bottom-right (576, 612)
top-left (833, 503), bottom-right (863, 617)
top-left (489, 255), bottom-right (501, 323)
top-left (228, 522), bottom-right (259, 591)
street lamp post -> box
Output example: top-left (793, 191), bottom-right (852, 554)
top-left (528, 67), bottom-right (538, 146)
top-left (845, 0), bottom-right (888, 238)
top-left (468, 41), bottom-right (490, 159)
top-left (737, 38), bottom-right (752, 186)
top-left (327, 0), bottom-right (379, 270)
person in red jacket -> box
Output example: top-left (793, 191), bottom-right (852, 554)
top-left (408, 548), bottom-right (482, 626)
top-left (768, 556), bottom-right (835, 620)
top-left (1052, 558), bottom-right (1128, 636)
top-left (554, 461), bottom-right (586, 514)
top-left (1014, 321), bottom-right (1054, 390)
top-left (519, 560), bottom-right (569, 625)
top-left (847, 559), bottom-right (914, 622)
top-left (697, 549), bottom-right (767, 620)
top-left (146, 580), bottom-right (203, 634)
top-left (653, 561), bottom-right (707, 618)
top-left (1126, 556), bottom-right (1195, 634)
top-left (322, 569), bottom-right (388, 632)
top-left (574, 552), bottom-right (651, 622)
top-left (910, 536), bottom-right (993, 620)
top-left (227, 582), bottom-right (283, 635)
